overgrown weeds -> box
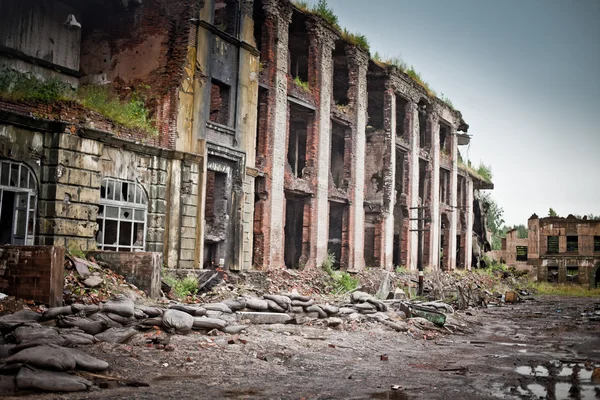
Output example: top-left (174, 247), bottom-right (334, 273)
top-left (0, 67), bottom-right (72, 103)
top-left (321, 252), bottom-right (359, 294)
top-left (162, 272), bottom-right (199, 299)
top-left (293, 76), bottom-right (310, 92)
top-left (527, 282), bottom-right (600, 297)
top-left (341, 29), bottom-right (369, 51)
top-left (311, 0), bottom-right (340, 30)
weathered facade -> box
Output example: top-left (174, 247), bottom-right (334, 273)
top-left (488, 229), bottom-right (531, 273)
top-left (527, 214), bottom-right (600, 288)
top-left (0, 0), bottom-right (490, 278)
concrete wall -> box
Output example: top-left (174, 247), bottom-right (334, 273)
top-left (0, 246), bottom-right (64, 307)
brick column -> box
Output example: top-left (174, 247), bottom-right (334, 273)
top-left (346, 47), bottom-right (369, 271)
top-left (408, 102), bottom-right (420, 271)
top-left (465, 178), bottom-right (474, 270)
top-left (448, 129), bottom-right (459, 270)
top-left (381, 87), bottom-right (395, 270)
top-left (308, 24), bottom-right (336, 268)
top-left (429, 114), bottom-right (441, 270)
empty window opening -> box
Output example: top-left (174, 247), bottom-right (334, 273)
top-left (547, 236), bottom-right (559, 254)
top-left (367, 77), bottom-right (385, 130)
top-left (288, 105), bottom-right (311, 178)
top-left (253, 0), bottom-right (266, 53)
top-left (330, 122), bottom-right (347, 188)
top-left (418, 100), bottom-right (429, 149)
top-left (205, 170), bottom-right (228, 224)
top-left (209, 80), bottom-right (232, 126)
top-left (516, 246), bottom-right (528, 262)
top-left (457, 176), bottom-right (465, 209)
top-left (418, 159), bottom-right (429, 201)
top-left (566, 266), bottom-right (579, 284)
top-left (547, 266), bottom-right (559, 283)
top-left (97, 178), bottom-right (147, 252)
top-left (333, 41), bottom-right (350, 106)
top-left (456, 235), bottom-right (462, 267)
top-left (289, 11), bottom-right (309, 82)
top-left (439, 168), bottom-right (450, 204)
top-left (203, 242), bottom-right (219, 269)
top-left (393, 234), bottom-right (401, 267)
top-left (395, 151), bottom-right (405, 199)
top-left (0, 161), bottom-right (37, 246)
top-left (203, 169), bottom-right (229, 268)
top-left (566, 236), bottom-right (578, 252)
top-left (214, 0), bottom-right (239, 36)
top-left (396, 95), bottom-right (408, 140)
top-left (595, 236), bottom-right (600, 252)
top-left (284, 194), bottom-right (305, 269)
top-left (252, 176), bottom-right (267, 268)
top-left (439, 123), bottom-right (451, 154)
top-left (364, 213), bottom-right (377, 267)
top-left (255, 87), bottom-right (268, 161)
top-left (327, 202), bottom-right (345, 269)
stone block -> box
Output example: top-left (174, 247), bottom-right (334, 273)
top-left (181, 216), bottom-right (197, 228)
top-left (180, 238), bottom-right (196, 250)
top-left (67, 169), bottom-right (92, 187)
top-left (181, 205), bottom-right (197, 217)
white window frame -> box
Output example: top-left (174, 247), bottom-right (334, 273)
top-left (0, 160), bottom-right (37, 246)
top-left (97, 178), bottom-right (148, 252)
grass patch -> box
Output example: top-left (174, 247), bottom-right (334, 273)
top-left (406, 66), bottom-right (436, 97)
top-left (458, 160), bottom-right (493, 184)
top-left (292, 0), bottom-right (310, 12)
top-left (440, 93), bottom-right (454, 109)
top-left (527, 282), bottom-right (600, 297)
top-left (311, 0), bottom-right (340, 30)
top-left (78, 85), bottom-right (158, 136)
top-left (341, 29), bottom-right (369, 52)
top-left (322, 252), bottom-right (359, 294)
top-left (0, 67), bottom-right (72, 103)
top-left (293, 76), bottom-right (310, 92)
top-left (163, 272), bottom-right (199, 299)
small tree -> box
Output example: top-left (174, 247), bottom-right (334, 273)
top-left (548, 208), bottom-right (558, 217)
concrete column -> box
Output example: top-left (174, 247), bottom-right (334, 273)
top-left (448, 131), bottom-right (459, 270)
top-left (429, 115), bottom-right (441, 270)
top-left (166, 159), bottom-right (182, 268)
top-left (309, 28), bottom-right (335, 268)
top-left (465, 178), bottom-right (474, 270)
top-left (347, 48), bottom-right (369, 271)
top-left (408, 103), bottom-right (420, 271)
top-left (383, 90), bottom-right (396, 270)
top-left (267, 6), bottom-right (293, 268)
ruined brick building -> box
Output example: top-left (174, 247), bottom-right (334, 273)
top-left (0, 0), bottom-right (492, 281)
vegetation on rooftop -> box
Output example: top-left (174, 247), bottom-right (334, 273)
top-left (0, 67), bottom-right (158, 136)
top-left (293, 76), bottom-right (310, 92)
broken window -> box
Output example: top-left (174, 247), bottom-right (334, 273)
top-left (255, 87), bottom-right (268, 161)
top-left (213, 0), bottom-right (239, 36)
top-left (547, 266), bottom-right (559, 283)
top-left (418, 159), bottom-right (428, 201)
top-left (566, 266), bottom-right (579, 284)
top-left (516, 246), bottom-right (528, 262)
top-left (284, 194), bottom-right (306, 269)
top-left (395, 151), bottom-right (405, 199)
top-left (396, 95), bottom-right (408, 140)
top-left (253, 0), bottom-right (266, 53)
top-left (209, 79), bottom-right (232, 127)
top-left (330, 121), bottom-right (347, 188)
top-left (439, 168), bottom-right (450, 204)
top-left (367, 77), bottom-right (385, 130)
top-left (0, 160), bottom-right (37, 245)
top-left (333, 41), bottom-right (349, 106)
top-left (439, 123), bottom-right (450, 154)
top-left (418, 100), bottom-right (429, 149)
top-left (595, 236), bottom-right (600, 252)
top-left (566, 236), bottom-right (578, 252)
top-left (547, 236), bottom-right (559, 254)
top-left (364, 213), bottom-right (377, 267)
top-left (457, 176), bottom-right (465, 209)
top-left (288, 105), bottom-right (311, 178)
top-left (289, 11), bottom-right (309, 83)
top-left (97, 178), bottom-right (147, 252)
top-left (327, 202), bottom-right (345, 269)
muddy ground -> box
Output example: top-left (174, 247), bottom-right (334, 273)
top-left (5, 295), bottom-right (600, 400)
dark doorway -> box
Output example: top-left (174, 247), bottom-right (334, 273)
top-left (595, 266), bottom-right (600, 288)
top-left (0, 190), bottom-right (15, 244)
top-left (328, 202), bottom-right (345, 269)
top-left (284, 195), bottom-right (305, 269)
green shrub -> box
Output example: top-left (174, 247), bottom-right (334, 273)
top-left (0, 67), bottom-right (71, 103)
top-left (312, 0), bottom-right (340, 30)
top-left (341, 29), bottom-right (369, 52)
top-left (163, 273), bottom-right (199, 299)
top-left (321, 252), bottom-right (358, 294)
top-left (293, 76), bottom-right (310, 92)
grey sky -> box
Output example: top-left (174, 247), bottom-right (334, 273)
top-left (305, 0), bottom-right (600, 225)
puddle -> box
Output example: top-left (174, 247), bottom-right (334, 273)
top-left (526, 383), bottom-right (547, 398)
top-left (515, 366), bottom-right (549, 377)
top-left (498, 342), bottom-right (527, 347)
top-left (513, 362), bottom-right (600, 399)
top-left (558, 366), bottom-right (573, 376)
top-left (370, 391), bottom-right (410, 400)
top-left (554, 382), bottom-right (572, 398)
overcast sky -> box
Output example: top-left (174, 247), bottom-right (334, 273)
top-left (305, 0), bottom-right (600, 226)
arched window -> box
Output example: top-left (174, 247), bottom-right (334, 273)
top-left (0, 160), bottom-right (37, 245)
top-left (96, 178), bottom-right (147, 252)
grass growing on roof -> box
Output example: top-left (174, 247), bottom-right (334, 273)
top-left (0, 67), bottom-right (72, 103)
top-left (293, 76), bottom-right (310, 92)
top-left (311, 0), bottom-right (340, 30)
top-left (341, 29), bottom-right (370, 51)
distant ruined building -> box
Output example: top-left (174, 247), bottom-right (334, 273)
top-left (0, 0), bottom-right (494, 296)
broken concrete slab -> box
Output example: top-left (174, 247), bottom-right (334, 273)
top-left (236, 312), bottom-right (292, 325)
top-left (83, 276), bottom-right (103, 287)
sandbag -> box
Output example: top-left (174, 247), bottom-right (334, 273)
top-left (283, 292), bottom-right (311, 302)
top-left (57, 315), bottom-right (106, 335)
top-left (221, 325), bottom-right (249, 334)
top-left (204, 303), bottom-right (232, 314)
top-left (0, 375), bottom-right (16, 395)
top-left (71, 304), bottom-right (101, 315)
top-left (305, 305), bottom-right (327, 318)
top-left (135, 305), bottom-right (164, 318)
top-left (0, 344), bottom-right (16, 359)
top-left (244, 298), bottom-right (268, 311)
top-left (102, 295), bottom-right (135, 317)
top-left (6, 345), bottom-right (76, 371)
top-left (95, 327), bottom-right (137, 344)
top-left (105, 313), bottom-right (137, 326)
top-left (16, 366), bottom-right (92, 392)
top-left (265, 299), bottom-right (285, 313)
top-left (222, 298), bottom-right (246, 311)
top-left (42, 306), bottom-right (73, 320)
top-left (59, 330), bottom-right (96, 346)
top-left (162, 309), bottom-right (194, 334)
top-left (89, 313), bottom-right (123, 329)
top-left (319, 304), bottom-right (340, 315)
top-left (139, 317), bottom-right (163, 328)
top-left (192, 317), bottom-right (227, 330)
top-left (169, 304), bottom-right (206, 316)
top-left (291, 299), bottom-right (314, 307)
top-left (134, 309), bottom-right (147, 319)
top-left (13, 324), bottom-right (60, 343)
top-left (263, 295), bottom-right (292, 310)
top-left (0, 310), bottom-right (41, 330)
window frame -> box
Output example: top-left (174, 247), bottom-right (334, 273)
top-left (566, 235), bottom-right (578, 253)
top-left (96, 178), bottom-right (148, 252)
top-left (0, 160), bottom-right (37, 246)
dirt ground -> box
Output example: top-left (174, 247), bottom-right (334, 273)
top-left (5, 295), bottom-right (600, 400)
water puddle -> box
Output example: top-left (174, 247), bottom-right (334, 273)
top-left (515, 365), bottom-right (549, 377)
top-left (526, 383), bottom-right (547, 398)
top-left (512, 362), bottom-right (600, 399)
